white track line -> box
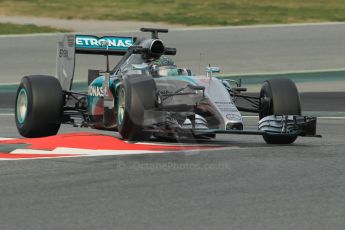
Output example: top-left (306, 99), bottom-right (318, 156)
top-left (136, 141), bottom-right (221, 147)
top-left (10, 149), bottom-right (53, 154)
top-left (318, 117), bottom-right (345, 119)
top-left (0, 137), bottom-right (14, 141)
top-left (0, 114), bottom-right (344, 119)
top-left (1, 21), bottom-right (345, 38)
top-left (10, 147), bottom-right (164, 155)
top-left (216, 68), bottom-right (345, 77)
top-left (3, 68), bottom-right (345, 86)
top-left (0, 33), bottom-right (64, 38)
top-left (242, 116), bottom-right (345, 119)
top-left (171, 22), bottom-right (345, 32)
top-left (10, 146), bottom-right (233, 156)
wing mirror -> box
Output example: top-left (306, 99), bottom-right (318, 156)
top-left (206, 66), bottom-right (220, 77)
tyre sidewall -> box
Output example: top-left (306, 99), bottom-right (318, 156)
top-left (15, 75), bottom-right (63, 137)
top-left (15, 77), bottom-right (34, 136)
top-left (117, 75), bottom-right (156, 141)
top-left (259, 78), bottom-right (301, 144)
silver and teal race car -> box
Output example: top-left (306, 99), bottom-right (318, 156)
top-left (15, 28), bottom-right (319, 144)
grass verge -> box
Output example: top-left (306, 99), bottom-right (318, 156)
top-left (0, 23), bottom-right (68, 35)
top-left (0, 0), bottom-right (345, 26)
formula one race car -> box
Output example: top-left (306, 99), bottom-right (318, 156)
top-left (15, 28), bottom-right (319, 144)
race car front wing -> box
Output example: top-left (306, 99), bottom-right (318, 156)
top-left (146, 115), bottom-right (321, 138)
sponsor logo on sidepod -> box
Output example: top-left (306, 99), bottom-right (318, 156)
top-left (88, 86), bottom-right (104, 97)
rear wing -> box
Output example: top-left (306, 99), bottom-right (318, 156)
top-left (56, 34), bottom-right (136, 90)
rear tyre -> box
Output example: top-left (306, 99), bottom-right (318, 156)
top-left (15, 75), bottom-right (63, 137)
top-left (117, 75), bottom-right (156, 141)
top-left (259, 78), bottom-right (301, 144)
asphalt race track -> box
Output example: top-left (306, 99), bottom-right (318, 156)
top-left (0, 117), bottom-right (345, 230)
top-left (0, 24), bottom-right (345, 230)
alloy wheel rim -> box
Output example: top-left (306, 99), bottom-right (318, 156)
top-left (16, 88), bottom-right (28, 124)
top-left (117, 88), bottom-right (125, 126)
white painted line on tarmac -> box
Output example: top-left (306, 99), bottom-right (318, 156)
top-left (2, 68), bottom-right (345, 86)
top-left (0, 114), bottom-right (344, 120)
top-left (0, 137), bottom-right (14, 141)
top-left (10, 149), bottom-right (53, 154)
top-left (2, 145), bottom-right (242, 161)
top-left (0, 113), bottom-right (344, 119)
top-left (243, 116), bottom-right (345, 119)
top-left (318, 117), bottom-right (345, 119)
top-left (75, 22), bottom-right (345, 34)
top-left (0, 33), bottom-right (64, 38)
top-left (0, 155), bottom-right (83, 161)
top-left (0, 113), bottom-right (13, 116)
top-left (217, 68), bottom-right (345, 77)
top-left (11, 146), bottom-right (233, 156)
top-left (10, 148), bottom-right (162, 155)
top-left (1, 21), bottom-right (345, 38)
top-left (54, 147), bottom-right (162, 155)
top-left (136, 141), bottom-right (221, 147)
top-left (171, 22), bottom-right (345, 32)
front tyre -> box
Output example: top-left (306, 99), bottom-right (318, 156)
top-left (259, 78), bottom-right (301, 144)
top-left (117, 75), bottom-right (156, 141)
top-left (15, 75), bottom-right (63, 137)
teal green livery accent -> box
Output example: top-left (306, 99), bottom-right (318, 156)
top-left (16, 88), bottom-right (28, 124)
top-left (88, 75), bottom-right (119, 118)
top-left (117, 87), bottom-right (125, 127)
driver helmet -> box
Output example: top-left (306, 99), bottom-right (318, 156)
top-left (152, 56), bottom-right (179, 77)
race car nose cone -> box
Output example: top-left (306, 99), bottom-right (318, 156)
top-left (226, 122), bottom-right (243, 130)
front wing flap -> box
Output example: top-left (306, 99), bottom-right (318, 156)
top-left (145, 115), bottom-right (321, 138)
top-left (258, 115), bottom-right (319, 137)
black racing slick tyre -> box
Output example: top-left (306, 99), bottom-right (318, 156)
top-left (259, 78), bottom-right (301, 144)
top-left (15, 75), bottom-right (63, 138)
top-left (117, 75), bottom-right (156, 141)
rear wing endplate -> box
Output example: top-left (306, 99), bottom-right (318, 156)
top-left (56, 34), bottom-right (136, 90)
